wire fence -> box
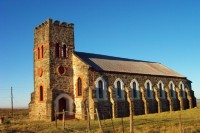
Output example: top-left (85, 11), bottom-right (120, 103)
top-left (54, 108), bottom-right (133, 133)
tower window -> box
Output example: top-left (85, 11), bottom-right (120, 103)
top-left (41, 45), bottom-right (44, 58)
top-left (57, 66), bottom-right (66, 75)
top-left (77, 78), bottom-right (82, 96)
top-left (38, 47), bottom-right (40, 59)
top-left (98, 80), bottom-right (103, 99)
top-left (62, 45), bottom-right (67, 58)
top-left (39, 86), bottom-right (44, 101)
top-left (55, 43), bottom-right (60, 57)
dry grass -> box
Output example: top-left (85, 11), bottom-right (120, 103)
top-left (0, 103), bottom-right (200, 133)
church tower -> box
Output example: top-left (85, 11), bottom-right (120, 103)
top-left (29, 19), bottom-right (75, 120)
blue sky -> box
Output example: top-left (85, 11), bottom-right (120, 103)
top-left (0, 0), bottom-right (199, 108)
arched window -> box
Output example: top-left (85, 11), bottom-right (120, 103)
top-left (169, 81), bottom-right (176, 98)
top-left (117, 81), bottom-right (122, 99)
top-left (170, 83), bottom-right (174, 97)
top-left (157, 81), bottom-right (165, 99)
top-left (62, 44), bottom-right (67, 58)
top-left (133, 82), bottom-right (137, 98)
top-left (130, 79), bottom-right (140, 99)
top-left (179, 82), bottom-right (185, 98)
top-left (147, 83), bottom-right (151, 98)
top-left (95, 77), bottom-right (107, 100)
top-left (41, 45), bottom-right (44, 58)
top-left (98, 80), bottom-right (103, 99)
top-left (38, 47), bottom-right (40, 59)
top-left (39, 86), bottom-right (44, 101)
top-left (114, 78), bottom-right (124, 100)
top-left (145, 80), bottom-right (153, 99)
top-left (159, 83), bottom-right (163, 98)
top-left (55, 43), bottom-right (60, 57)
top-left (77, 78), bottom-right (82, 96)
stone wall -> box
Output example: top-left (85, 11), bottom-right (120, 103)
top-left (73, 53), bottom-right (90, 119)
top-left (87, 70), bottom-right (196, 119)
top-left (29, 19), bottom-right (51, 120)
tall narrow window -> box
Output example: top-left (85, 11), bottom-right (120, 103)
top-left (133, 82), bottom-right (137, 98)
top-left (77, 78), bottom-right (82, 96)
top-left (98, 80), bottom-right (103, 99)
top-left (55, 43), bottom-right (60, 57)
top-left (62, 45), bottom-right (67, 58)
top-left (159, 83), bottom-right (163, 98)
top-left (147, 82), bottom-right (151, 98)
top-left (95, 77), bottom-right (107, 100)
top-left (39, 86), bottom-right (43, 101)
top-left (170, 83), bottom-right (174, 98)
top-left (180, 84), bottom-right (184, 97)
top-left (41, 45), bottom-right (44, 58)
top-left (38, 47), bottom-right (40, 59)
top-left (117, 81), bottom-right (121, 99)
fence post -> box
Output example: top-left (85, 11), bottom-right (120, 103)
top-left (55, 109), bottom-right (57, 128)
top-left (125, 87), bottom-right (134, 133)
top-left (109, 112), bottom-right (115, 133)
top-left (62, 109), bottom-right (65, 130)
top-left (130, 111), bottom-right (133, 133)
top-left (87, 108), bottom-right (91, 132)
top-left (95, 108), bottom-right (103, 132)
top-left (121, 117), bottom-right (124, 133)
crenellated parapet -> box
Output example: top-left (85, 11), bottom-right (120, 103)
top-left (35, 18), bottom-right (74, 30)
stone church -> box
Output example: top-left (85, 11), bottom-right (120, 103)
top-left (29, 19), bottom-right (196, 121)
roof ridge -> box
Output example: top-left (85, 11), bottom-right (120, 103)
top-left (74, 51), bottom-right (158, 63)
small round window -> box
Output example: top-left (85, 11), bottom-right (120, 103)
top-left (58, 66), bottom-right (65, 75)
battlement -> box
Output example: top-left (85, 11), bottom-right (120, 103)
top-left (35, 18), bottom-right (74, 30)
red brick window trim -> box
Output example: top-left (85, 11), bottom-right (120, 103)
top-left (38, 47), bottom-right (40, 59)
top-left (41, 45), bottom-right (44, 58)
top-left (39, 86), bottom-right (44, 102)
top-left (57, 66), bottom-right (66, 75)
top-left (55, 43), bottom-right (69, 59)
top-left (36, 45), bottom-right (44, 60)
top-left (77, 77), bottom-right (82, 96)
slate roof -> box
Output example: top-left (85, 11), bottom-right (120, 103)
top-left (74, 51), bottom-right (185, 78)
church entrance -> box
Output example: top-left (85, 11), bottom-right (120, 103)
top-left (54, 93), bottom-right (75, 120)
top-left (59, 97), bottom-right (67, 112)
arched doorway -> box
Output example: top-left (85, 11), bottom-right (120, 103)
top-left (54, 93), bottom-right (74, 119)
top-left (59, 98), bottom-right (67, 112)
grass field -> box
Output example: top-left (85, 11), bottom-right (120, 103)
top-left (0, 101), bottom-right (200, 133)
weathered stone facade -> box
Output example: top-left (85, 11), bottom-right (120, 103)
top-left (29, 19), bottom-right (75, 120)
top-left (29, 19), bottom-right (196, 121)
